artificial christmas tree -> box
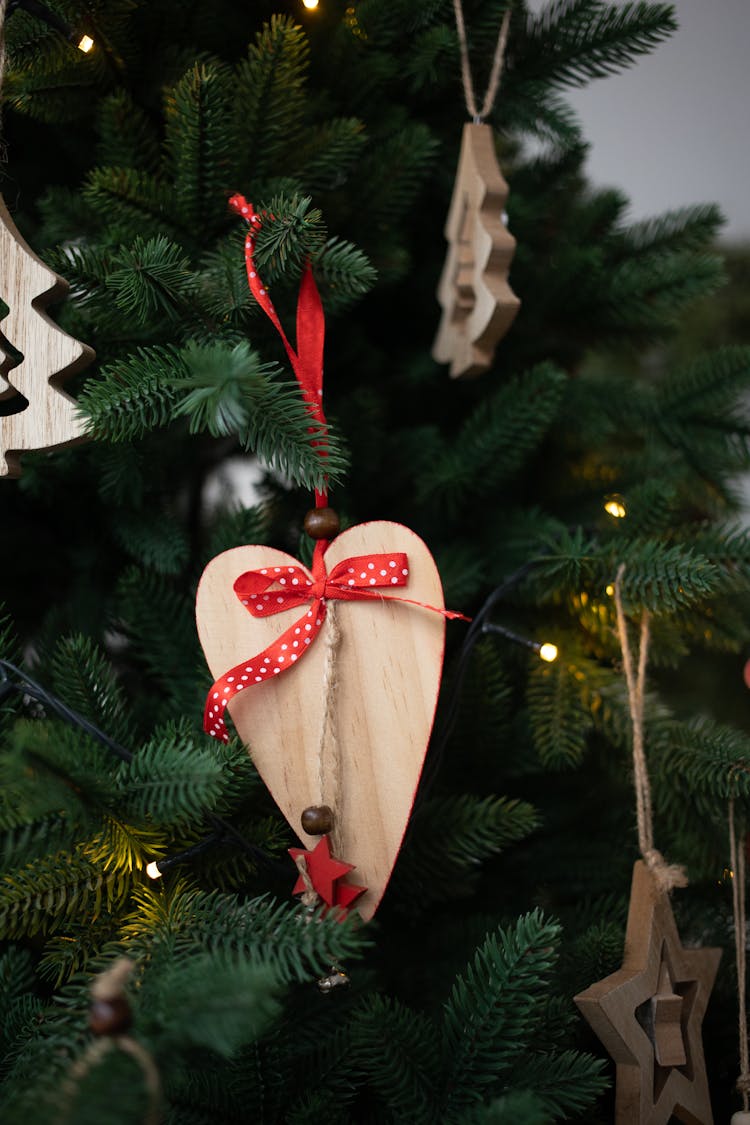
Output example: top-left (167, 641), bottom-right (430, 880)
top-left (1, 1), bottom-right (749, 1122)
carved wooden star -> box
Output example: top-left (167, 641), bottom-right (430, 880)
top-left (289, 835), bottom-right (366, 914)
top-left (575, 860), bottom-right (721, 1125)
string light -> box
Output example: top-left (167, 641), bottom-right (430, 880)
top-left (538, 643), bottom-right (558, 663)
top-left (145, 861), bottom-right (163, 880)
top-left (604, 494), bottom-right (627, 519)
top-left (302, 0), bottom-right (319, 8)
top-left (7, 0), bottom-right (94, 52)
top-left (605, 584), bottom-right (615, 597)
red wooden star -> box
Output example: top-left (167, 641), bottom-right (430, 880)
top-left (289, 835), bottom-right (365, 908)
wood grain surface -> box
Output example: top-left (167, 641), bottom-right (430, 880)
top-left (196, 521), bottom-right (447, 921)
top-left (0, 196), bottom-right (93, 477)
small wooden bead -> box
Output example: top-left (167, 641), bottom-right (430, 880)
top-left (301, 805), bottom-right (334, 835)
top-left (88, 996), bottom-right (132, 1036)
top-left (303, 507), bottom-right (340, 540)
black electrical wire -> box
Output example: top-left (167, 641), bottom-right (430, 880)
top-left (0, 658), bottom-right (280, 873)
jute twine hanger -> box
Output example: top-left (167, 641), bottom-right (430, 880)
top-left (452, 0), bottom-right (512, 123)
top-left (613, 564), bottom-right (687, 892)
top-left (729, 798), bottom-right (750, 1114)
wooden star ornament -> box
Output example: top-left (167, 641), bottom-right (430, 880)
top-left (575, 860), bottom-right (721, 1125)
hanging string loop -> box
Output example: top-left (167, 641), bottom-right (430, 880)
top-left (613, 564), bottom-right (687, 893)
top-left (452, 0), bottom-right (512, 122)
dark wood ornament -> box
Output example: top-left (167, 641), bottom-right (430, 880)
top-left (300, 804), bottom-right (334, 835)
top-left (304, 507), bottom-right (340, 540)
top-left (88, 996), bottom-right (133, 1036)
top-left (575, 860), bottom-right (720, 1124)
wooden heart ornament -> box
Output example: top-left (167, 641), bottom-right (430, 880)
top-left (196, 521), bottom-right (448, 921)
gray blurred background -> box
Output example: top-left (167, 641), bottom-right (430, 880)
top-left (527, 0), bottom-right (749, 242)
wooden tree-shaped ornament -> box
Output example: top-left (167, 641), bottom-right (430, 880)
top-left (0, 197), bottom-right (93, 477)
top-left (432, 123), bottom-right (520, 379)
top-left (575, 860), bottom-right (720, 1124)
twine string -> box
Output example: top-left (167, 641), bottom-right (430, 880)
top-left (613, 565), bottom-right (687, 893)
top-left (452, 0), bottom-right (512, 123)
top-left (730, 798), bottom-right (750, 1109)
top-left (317, 600), bottom-right (342, 855)
top-left (59, 960), bottom-right (162, 1125)
top-left (294, 852), bottom-right (321, 910)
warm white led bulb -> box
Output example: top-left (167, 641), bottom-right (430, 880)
top-left (77, 34), bottom-right (94, 53)
top-left (604, 497), bottom-right (626, 519)
top-left (302, 0), bottom-right (319, 8)
top-left (146, 861), bottom-right (163, 880)
top-left (539, 643), bottom-right (558, 663)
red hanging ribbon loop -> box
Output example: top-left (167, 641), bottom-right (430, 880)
top-left (204, 544), bottom-right (468, 743)
top-left (229, 193), bottom-right (328, 507)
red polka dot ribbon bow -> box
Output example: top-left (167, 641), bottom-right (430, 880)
top-left (204, 539), bottom-right (467, 742)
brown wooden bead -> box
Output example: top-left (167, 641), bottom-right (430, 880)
top-left (303, 507), bottom-right (340, 540)
top-left (88, 996), bottom-right (132, 1036)
top-left (301, 805), bottom-right (334, 835)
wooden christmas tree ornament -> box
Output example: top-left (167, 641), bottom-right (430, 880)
top-left (575, 860), bottom-right (720, 1125)
top-left (432, 123), bottom-right (519, 379)
top-left (0, 197), bottom-right (93, 477)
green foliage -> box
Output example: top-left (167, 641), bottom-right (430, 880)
top-left (416, 364), bottom-right (567, 510)
top-left (1, 0), bottom-right (747, 1119)
top-left (440, 912), bottom-right (561, 1118)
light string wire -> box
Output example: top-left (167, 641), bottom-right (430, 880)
top-left (612, 564), bottom-right (687, 893)
top-left (0, 658), bottom-right (281, 875)
top-left (730, 798), bottom-right (750, 1110)
top-left (452, 0), bottom-right (512, 123)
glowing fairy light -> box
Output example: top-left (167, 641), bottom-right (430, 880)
top-left (77, 33), bottom-right (94, 52)
top-left (538, 643), bottom-right (558, 663)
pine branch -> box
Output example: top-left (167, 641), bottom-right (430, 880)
top-left (0, 852), bottom-right (129, 939)
top-left (77, 345), bottom-right (185, 442)
top-left (518, 2), bottom-right (677, 90)
top-left (527, 657), bottom-right (594, 769)
top-left (97, 90), bottom-right (161, 173)
top-left (234, 15), bottom-right (311, 183)
top-left (349, 995), bottom-right (441, 1122)
top-left (416, 364), bottom-right (567, 510)
top-left (105, 236), bottom-right (196, 325)
top-left (507, 1050), bottom-right (609, 1119)
top-left (117, 723), bottom-right (228, 826)
top-left (440, 911), bottom-right (562, 1119)
top-left (164, 62), bottom-right (236, 234)
top-left (121, 882), bottom-right (369, 985)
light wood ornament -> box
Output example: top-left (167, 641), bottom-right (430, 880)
top-left (575, 860), bottom-right (720, 1124)
top-left (196, 521), bottom-right (446, 922)
top-left (0, 196), bottom-right (93, 477)
top-left (432, 123), bottom-right (520, 379)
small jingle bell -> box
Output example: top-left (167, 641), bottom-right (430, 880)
top-left (318, 966), bottom-right (350, 994)
top-left (303, 507), bottom-right (340, 540)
